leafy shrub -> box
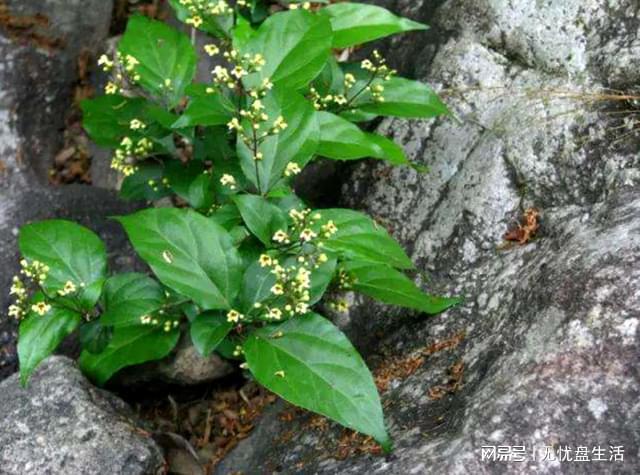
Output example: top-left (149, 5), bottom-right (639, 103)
top-left (8, 1), bottom-right (457, 450)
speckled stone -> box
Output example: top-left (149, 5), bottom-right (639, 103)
top-left (0, 356), bottom-right (164, 475)
top-left (217, 1), bottom-right (640, 473)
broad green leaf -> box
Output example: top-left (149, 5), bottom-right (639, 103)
top-left (118, 15), bottom-right (197, 106)
top-left (237, 260), bottom-right (276, 313)
top-left (81, 95), bottom-right (146, 147)
top-left (172, 86), bottom-right (235, 128)
top-left (233, 195), bottom-right (287, 246)
top-left (19, 220), bottom-right (107, 309)
top-left (117, 208), bottom-right (243, 310)
top-left (308, 256), bottom-right (337, 305)
top-left (321, 3), bottom-right (427, 48)
top-left (79, 325), bottom-right (180, 385)
top-left (243, 313), bottom-right (391, 450)
top-left (313, 209), bottom-right (413, 269)
top-left (313, 56), bottom-right (345, 96)
top-left (209, 203), bottom-right (242, 230)
top-left (79, 320), bottom-right (113, 355)
top-left (168, 0), bottom-right (233, 37)
top-left (120, 161), bottom-right (171, 201)
top-left (344, 261), bottom-right (459, 314)
top-left (243, 9), bottom-right (332, 90)
top-left (100, 273), bottom-right (165, 327)
top-left (190, 311), bottom-right (233, 356)
top-left (164, 160), bottom-right (215, 210)
top-left (317, 112), bottom-right (407, 165)
top-left (18, 305), bottom-right (82, 386)
top-left (238, 87), bottom-right (319, 191)
top-left (357, 77), bottom-right (449, 118)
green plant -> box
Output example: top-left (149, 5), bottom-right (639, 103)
top-left (8, 1), bottom-right (457, 451)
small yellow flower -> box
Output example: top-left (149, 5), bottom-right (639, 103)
top-left (31, 301), bottom-right (51, 316)
top-left (272, 230), bottom-right (290, 244)
top-left (284, 162), bottom-right (301, 177)
top-left (105, 82), bottom-right (118, 95)
top-left (220, 174), bottom-right (237, 190)
top-left (299, 228), bottom-right (317, 242)
top-left (270, 284), bottom-right (284, 296)
top-left (204, 44), bottom-right (220, 56)
top-left (227, 117), bottom-right (242, 132)
top-left (57, 280), bottom-right (77, 296)
top-left (268, 308), bottom-right (282, 320)
top-left (129, 119), bottom-right (145, 130)
top-left (226, 309), bottom-right (244, 323)
top-left (317, 253), bottom-right (328, 263)
top-left (259, 254), bottom-right (272, 267)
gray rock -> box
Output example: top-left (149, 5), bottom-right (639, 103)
top-left (0, 0), bottom-right (114, 183)
top-left (217, 1), bottom-right (640, 473)
top-left (0, 356), bottom-right (164, 475)
top-left (114, 332), bottom-right (233, 387)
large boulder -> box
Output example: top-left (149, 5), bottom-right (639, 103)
top-left (0, 356), bottom-right (165, 475)
top-left (217, 0), bottom-right (640, 473)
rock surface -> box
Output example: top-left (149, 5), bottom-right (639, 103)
top-left (218, 0), bottom-right (640, 473)
top-left (114, 332), bottom-right (233, 387)
top-left (0, 356), bottom-right (164, 475)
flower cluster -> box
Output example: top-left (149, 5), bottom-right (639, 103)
top-left (208, 49), bottom-right (267, 91)
top-left (289, 1), bottom-right (312, 9)
top-left (178, 0), bottom-right (234, 29)
top-left (8, 260), bottom-right (51, 320)
top-left (360, 50), bottom-right (396, 103)
top-left (247, 210), bottom-right (339, 322)
top-left (110, 134), bottom-right (154, 176)
top-left (308, 87), bottom-right (349, 111)
top-left (220, 174), bottom-right (237, 190)
top-left (140, 314), bottom-right (180, 332)
top-left (99, 52), bottom-right (141, 95)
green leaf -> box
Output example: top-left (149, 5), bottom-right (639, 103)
top-left (243, 9), bottom-right (332, 90)
top-left (308, 256), bottom-right (337, 305)
top-left (18, 305), bottom-right (82, 386)
top-left (317, 112), bottom-right (407, 165)
top-left (243, 313), bottom-right (391, 450)
top-left (81, 95), bottom-right (147, 147)
top-left (172, 86), bottom-right (235, 128)
top-left (233, 194), bottom-right (287, 246)
top-left (120, 161), bottom-right (171, 201)
top-left (19, 220), bottom-right (107, 309)
top-left (190, 311), bottom-right (233, 356)
top-left (118, 15), bottom-right (197, 106)
top-left (79, 320), bottom-right (113, 355)
top-left (321, 3), bottom-right (427, 49)
top-left (164, 160), bottom-right (215, 210)
top-left (238, 87), bottom-right (319, 191)
top-left (237, 260), bottom-right (276, 313)
top-left (357, 77), bottom-right (449, 118)
top-left (100, 273), bottom-right (165, 327)
top-left (344, 261), bottom-right (459, 314)
top-left (117, 208), bottom-right (243, 310)
top-left (314, 209), bottom-right (413, 269)
top-left (79, 325), bottom-right (180, 385)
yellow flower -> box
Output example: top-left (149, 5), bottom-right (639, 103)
top-left (220, 174), bottom-right (237, 190)
top-left (268, 308), bottom-right (282, 320)
top-left (32, 301), bottom-right (51, 316)
top-left (284, 162), bottom-right (301, 177)
top-left (105, 82), bottom-right (118, 95)
top-left (270, 284), bottom-right (284, 296)
top-left (299, 228), bottom-right (317, 242)
top-left (57, 280), bottom-right (77, 296)
top-left (129, 119), bottom-right (145, 130)
top-left (204, 44), bottom-right (220, 56)
top-left (272, 230), bottom-right (290, 244)
top-left (226, 309), bottom-right (244, 323)
top-left (259, 254), bottom-right (273, 267)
